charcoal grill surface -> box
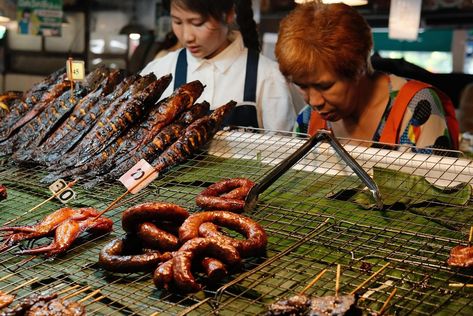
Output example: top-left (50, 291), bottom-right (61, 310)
top-left (1, 129), bottom-right (473, 315)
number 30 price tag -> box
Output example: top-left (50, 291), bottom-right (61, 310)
top-left (119, 159), bottom-right (159, 194)
top-left (49, 179), bottom-right (76, 204)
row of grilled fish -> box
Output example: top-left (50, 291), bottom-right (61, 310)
top-left (0, 66), bottom-right (236, 187)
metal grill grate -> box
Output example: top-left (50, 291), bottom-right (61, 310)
top-left (1, 128), bottom-right (473, 315)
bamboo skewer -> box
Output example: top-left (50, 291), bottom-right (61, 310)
top-left (299, 269), bottom-right (328, 295)
top-left (350, 262), bottom-right (390, 295)
top-left (63, 286), bottom-right (91, 300)
top-left (469, 226), bottom-right (473, 246)
top-left (2, 180), bottom-right (78, 227)
top-left (335, 264), bottom-right (341, 298)
top-left (57, 284), bottom-right (81, 295)
top-left (6, 277), bottom-right (38, 294)
top-left (377, 288), bottom-right (397, 316)
top-left (449, 283), bottom-right (473, 288)
top-left (78, 289), bottom-right (101, 303)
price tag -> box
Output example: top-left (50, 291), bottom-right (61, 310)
top-left (49, 179), bottom-right (76, 204)
top-left (119, 159), bottom-right (159, 194)
top-left (66, 59), bottom-right (85, 81)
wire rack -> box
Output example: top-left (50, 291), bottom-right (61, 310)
top-left (1, 128), bottom-right (473, 315)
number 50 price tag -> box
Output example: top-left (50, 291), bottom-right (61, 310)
top-left (49, 179), bottom-right (76, 204)
top-left (119, 159), bottom-right (159, 194)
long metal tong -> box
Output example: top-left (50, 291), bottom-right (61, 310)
top-left (243, 129), bottom-right (383, 212)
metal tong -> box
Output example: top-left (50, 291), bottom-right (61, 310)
top-left (243, 129), bottom-right (383, 212)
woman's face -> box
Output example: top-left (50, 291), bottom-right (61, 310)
top-left (291, 67), bottom-right (358, 122)
top-left (171, 4), bottom-right (230, 59)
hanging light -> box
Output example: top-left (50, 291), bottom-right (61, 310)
top-left (295, 0), bottom-right (368, 5)
top-left (119, 2), bottom-right (148, 37)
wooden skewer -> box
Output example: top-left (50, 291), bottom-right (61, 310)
top-left (150, 312), bottom-right (159, 316)
top-left (63, 286), bottom-right (91, 300)
top-left (0, 273), bottom-right (14, 282)
top-left (449, 283), bottom-right (473, 288)
top-left (94, 167), bottom-right (160, 220)
top-left (2, 180), bottom-right (78, 226)
top-left (335, 264), bottom-right (341, 298)
top-left (350, 262), bottom-right (390, 295)
top-left (299, 269), bottom-right (328, 295)
top-left (377, 288), bottom-right (397, 316)
top-left (469, 226), bottom-right (473, 245)
top-left (78, 289), bottom-right (101, 303)
top-left (57, 284), bottom-right (81, 295)
top-left (92, 295), bottom-right (105, 303)
top-left (6, 277), bottom-right (38, 294)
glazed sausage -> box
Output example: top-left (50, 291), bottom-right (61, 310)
top-left (99, 238), bottom-right (172, 273)
top-left (201, 257), bottom-right (227, 281)
top-left (172, 237), bottom-right (241, 293)
top-left (0, 184), bottom-right (7, 201)
top-left (121, 202), bottom-right (189, 233)
top-left (137, 222), bottom-right (180, 251)
top-left (153, 259), bottom-right (174, 289)
top-left (195, 178), bottom-right (255, 213)
top-left (179, 211), bottom-right (267, 257)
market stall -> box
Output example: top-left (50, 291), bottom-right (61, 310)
top-left (1, 123), bottom-right (473, 314)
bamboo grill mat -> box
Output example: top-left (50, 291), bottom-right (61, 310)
top-left (0, 129), bottom-right (473, 315)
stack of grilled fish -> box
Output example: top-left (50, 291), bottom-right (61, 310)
top-left (0, 66), bottom-right (236, 187)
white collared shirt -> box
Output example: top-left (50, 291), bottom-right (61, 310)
top-left (141, 32), bottom-right (305, 132)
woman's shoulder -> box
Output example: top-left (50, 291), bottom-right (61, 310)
top-left (256, 53), bottom-right (286, 80)
top-left (140, 50), bottom-right (180, 75)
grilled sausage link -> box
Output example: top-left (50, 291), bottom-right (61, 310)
top-left (99, 238), bottom-right (172, 273)
top-left (172, 237), bottom-right (241, 293)
top-left (179, 211), bottom-right (267, 257)
top-left (195, 178), bottom-right (255, 213)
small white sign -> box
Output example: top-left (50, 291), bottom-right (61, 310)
top-left (49, 179), bottom-right (76, 204)
top-left (66, 59), bottom-right (85, 81)
top-left (119, 159), bottom-right (159, 194)
top-left (388, 0), bottom-right (422, 41)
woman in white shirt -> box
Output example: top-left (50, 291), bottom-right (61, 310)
top-left (141, 0), bottom-right (305, 132)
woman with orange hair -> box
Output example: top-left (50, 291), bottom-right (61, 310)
top-left (275, 1), bottom-right (459, 152)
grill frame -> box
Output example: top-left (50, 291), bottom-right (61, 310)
top-left (1, 129), bottom-right (473, 315)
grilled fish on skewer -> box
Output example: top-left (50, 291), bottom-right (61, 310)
top-left (74, 74), bottom-right (172, 166)
top-left (11, 67), bottom-right (111, 161)
top-left (134, 80), bottom-right (205, 150)
top-left (152, 101), bottom-right (236, 174)
top-left (0, 91), bottom-right (23, 121)
top-left (0, 68), bottom-right (67, 140)
top-left (30, 69), bottom-right (125, 164)
top-left (56, 73), bottom-right (160, 168)
top-left (96, 101), bottom-right (211, 184)
top-left (40, 73), bottom-right (138, 166)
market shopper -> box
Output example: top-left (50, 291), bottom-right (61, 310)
top-left (141, 0), bottom-right (305, 132)
top-left (275, 1), bottom-right (459, 152)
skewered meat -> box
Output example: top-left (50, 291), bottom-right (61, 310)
top-left (16, 209), bottom-right (113, 256)
top-left (0, 207), bottom-right (113, 256)
top-left (0, 292), bottom-right (85, 316)
top-left (0, 184), bottom-right (6, 201)
top-left (73, 74), bottom-right (172, 167)
top-left (448, 245), bottom-right (473, 267)
top-left (195, 178), bottom-right (255, 212)
top-left (11, 67), bottom-right (111, 161)
top-left (0, 67), bottom-right (66, 140)
top-left (0, 290), bottom-right (15, 309)
top-left (0, 91), bottom-right (23, 121)
top-left (0, 292), bottom-right (57, 315)
top-left (151, 101), bottom-right (236, 175)
top-left (38, 72), bottom-right (136, 166)
top-left (26, 297), bottom-right (85, 315)
top-left (179, 210), bottom-right (267, 257)
top-left (98, 237), bottom-right (173, 273)
top-left (267, 294), bottom-right (361, 316)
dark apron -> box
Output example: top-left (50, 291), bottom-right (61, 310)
top-left (174, 48), bottom-right (259, 128)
